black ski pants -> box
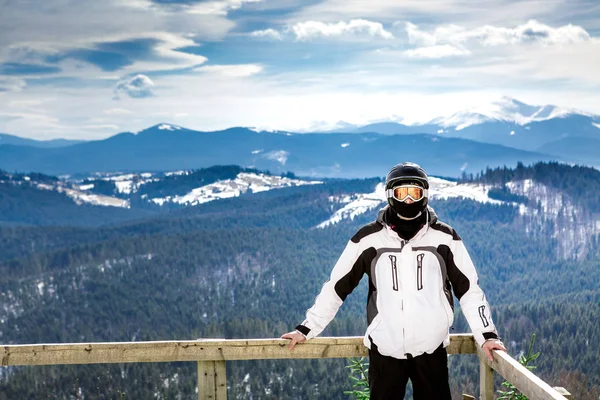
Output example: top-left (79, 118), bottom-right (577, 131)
top-left (368, 341), bottom-right (452, 400)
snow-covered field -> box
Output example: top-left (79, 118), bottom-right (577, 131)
top-left (151, 172), bottom-right (322, 206)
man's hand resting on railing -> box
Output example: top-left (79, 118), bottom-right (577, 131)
top-left (482, 339), bottom-right (507, 362)
top-left (280, 331), bottom-right (306, 350)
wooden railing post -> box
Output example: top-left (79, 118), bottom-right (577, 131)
top-left (479, 356), bottom-right (494, 400)
top-left (198, 360), bottom-right (226, 400)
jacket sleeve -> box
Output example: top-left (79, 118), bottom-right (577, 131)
top-left (447, 235), bottom-right (499, 347)
top-left (295, 239), bottom-right (366, 340)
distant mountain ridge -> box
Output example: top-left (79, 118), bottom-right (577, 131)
top-left (0, 133), bottom-right (84, 148)
top-left (1, 98), bottom-right (598, 175)
top-left (333, 98), bottom-right (600, 158)
top-left (0, 124), bottom-right (561, 178)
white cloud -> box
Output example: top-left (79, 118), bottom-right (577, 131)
top-left (292, 0), bottom-right (570, 26)
top-left (291, 0), bottom-right (468, 21)
top-left (114, 74), bottom-right (155, 99)
top-left (292, 19), bottom-right (394, 41)
top-left (0, 0), bottom-right (236, 48)
top-left (148, 0), bottom-right (263, 16)
top-left (82, 124), bottom-right (120, 130)
top-left (406, 20), bottom-right (591, 48)
top-left (3, 32), bottom-right (208, 79)
top-left (0, 77), bottom-right (26, 93)
top-left (103, 108), bottom-right (133, 116)
top-left (404, 45), bottom-right (471, 59)
top-left (195, 64), bottom-right (263, 77)
top-left (251, 29), bottom-right (283, 40)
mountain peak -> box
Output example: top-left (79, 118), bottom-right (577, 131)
top-left (436, 97), bottom-right (585, 129)
top-left (140, 123), bottom-right (186, 133)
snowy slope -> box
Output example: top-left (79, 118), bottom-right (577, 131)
top-left (316, 177), bottom-right (504, 227)
top-left (149, 172), bottom-right (322, 206)
top-left (507, 179), bottom-right (600, 259)
top-left (36, 183), bottom-right (129, 208)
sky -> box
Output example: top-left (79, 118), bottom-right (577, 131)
top-left (1, 0), bottom-right (600, 140)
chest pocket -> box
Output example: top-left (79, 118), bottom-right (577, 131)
top-left (411, 246), bottom-right (447, 295)
top-left (416, 253), bottom-right (424, 291)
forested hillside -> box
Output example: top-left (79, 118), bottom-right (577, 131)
top-left (0, 162), bottom-right (599, 399)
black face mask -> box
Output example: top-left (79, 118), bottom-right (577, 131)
top-left (384, 206), bottom-right (427, 240)
top-left (392, 199), bottom-right (426, 220)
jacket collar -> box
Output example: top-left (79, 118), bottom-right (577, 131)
top-left (376, 205), bottom-right (437, 241)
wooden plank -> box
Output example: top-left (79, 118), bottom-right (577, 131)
top-left (553, 387), bottom-right (572, 399)
top-left (197, 360), bottom-right (227, 399)
top-left (479, 356), bottom-right (494, 400)
top-left (215, 360), bottom-right (227, 399)
top-left (198, 361), bottom-right (217, 400)
top-left (1, 334), bottom-right (476, 366)
top-left (477, 349), bottom-right (568, 400)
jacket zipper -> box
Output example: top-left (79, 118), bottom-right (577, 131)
top-left (399, 240), bottom-right (407, 358)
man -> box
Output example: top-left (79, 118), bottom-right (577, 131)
top-left (282, 162), bottom-right (506, 399)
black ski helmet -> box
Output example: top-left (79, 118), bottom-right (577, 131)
top-left (385, 162), bottom-right (429, 219)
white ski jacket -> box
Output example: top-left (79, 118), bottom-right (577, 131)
top-left (295, 206), bottom-right (499, 359)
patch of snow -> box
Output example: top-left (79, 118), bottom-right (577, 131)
top-left (79, 184), bottom-right (94, 191)
top-left (593, 122), bottom-right (600, 129)
top-left (101, 173), bottom-right (157, 194)
top-left (437, 129), bottom-right (444, 133)
top-left (114, 181), bottom-right (134, 194)
top-left (317, 183), bottom-right (386, 228)
top-left (23, 176), bottom-right (30, 181)
top-left (158, 124), bottom-right (182, 131)
top-left (252, 149), bottom-right (263, 154)
top-left (152, 198), bottom-right (168, 206)
top-left (510, 130), bottom-right (515, 135)
top-left (428, 178), bottom-right (503, 205)
top-left (341, 143), bottom-right (350, 148)
top-left (36, 183), bottom-right (55, 191)
top-left (37, 282), bottom-right (44, 296)
top-left (62, 187), bottom-right (130, 208)
top-left (263, 150), bottom-right (290, 165)
top-left (165, 170), bottom-right (188, 177)
top-left (151, 172), bottom-right (322, 206)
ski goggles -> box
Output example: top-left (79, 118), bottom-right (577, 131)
top-left (386, 185), bottom-right (428, 202)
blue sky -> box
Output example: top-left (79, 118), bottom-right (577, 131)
top-left (1, 0), bottom-right (600, 139)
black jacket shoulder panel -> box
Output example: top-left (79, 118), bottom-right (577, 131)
top-left (430, 220), bottom-right (461, 241)
top-left (351, 222), bottom-right (384, 243)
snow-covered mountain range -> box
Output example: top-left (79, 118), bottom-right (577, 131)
top-left (1, 98), bottom-right (598, 177)
top-left (430, 96), bottom-right (582, 130)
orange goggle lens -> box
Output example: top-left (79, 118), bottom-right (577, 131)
top-left (392, 186), bottom-right (425, 202)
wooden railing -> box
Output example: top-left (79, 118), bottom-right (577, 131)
top-left (1, 334), bottom-right (571, 399)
